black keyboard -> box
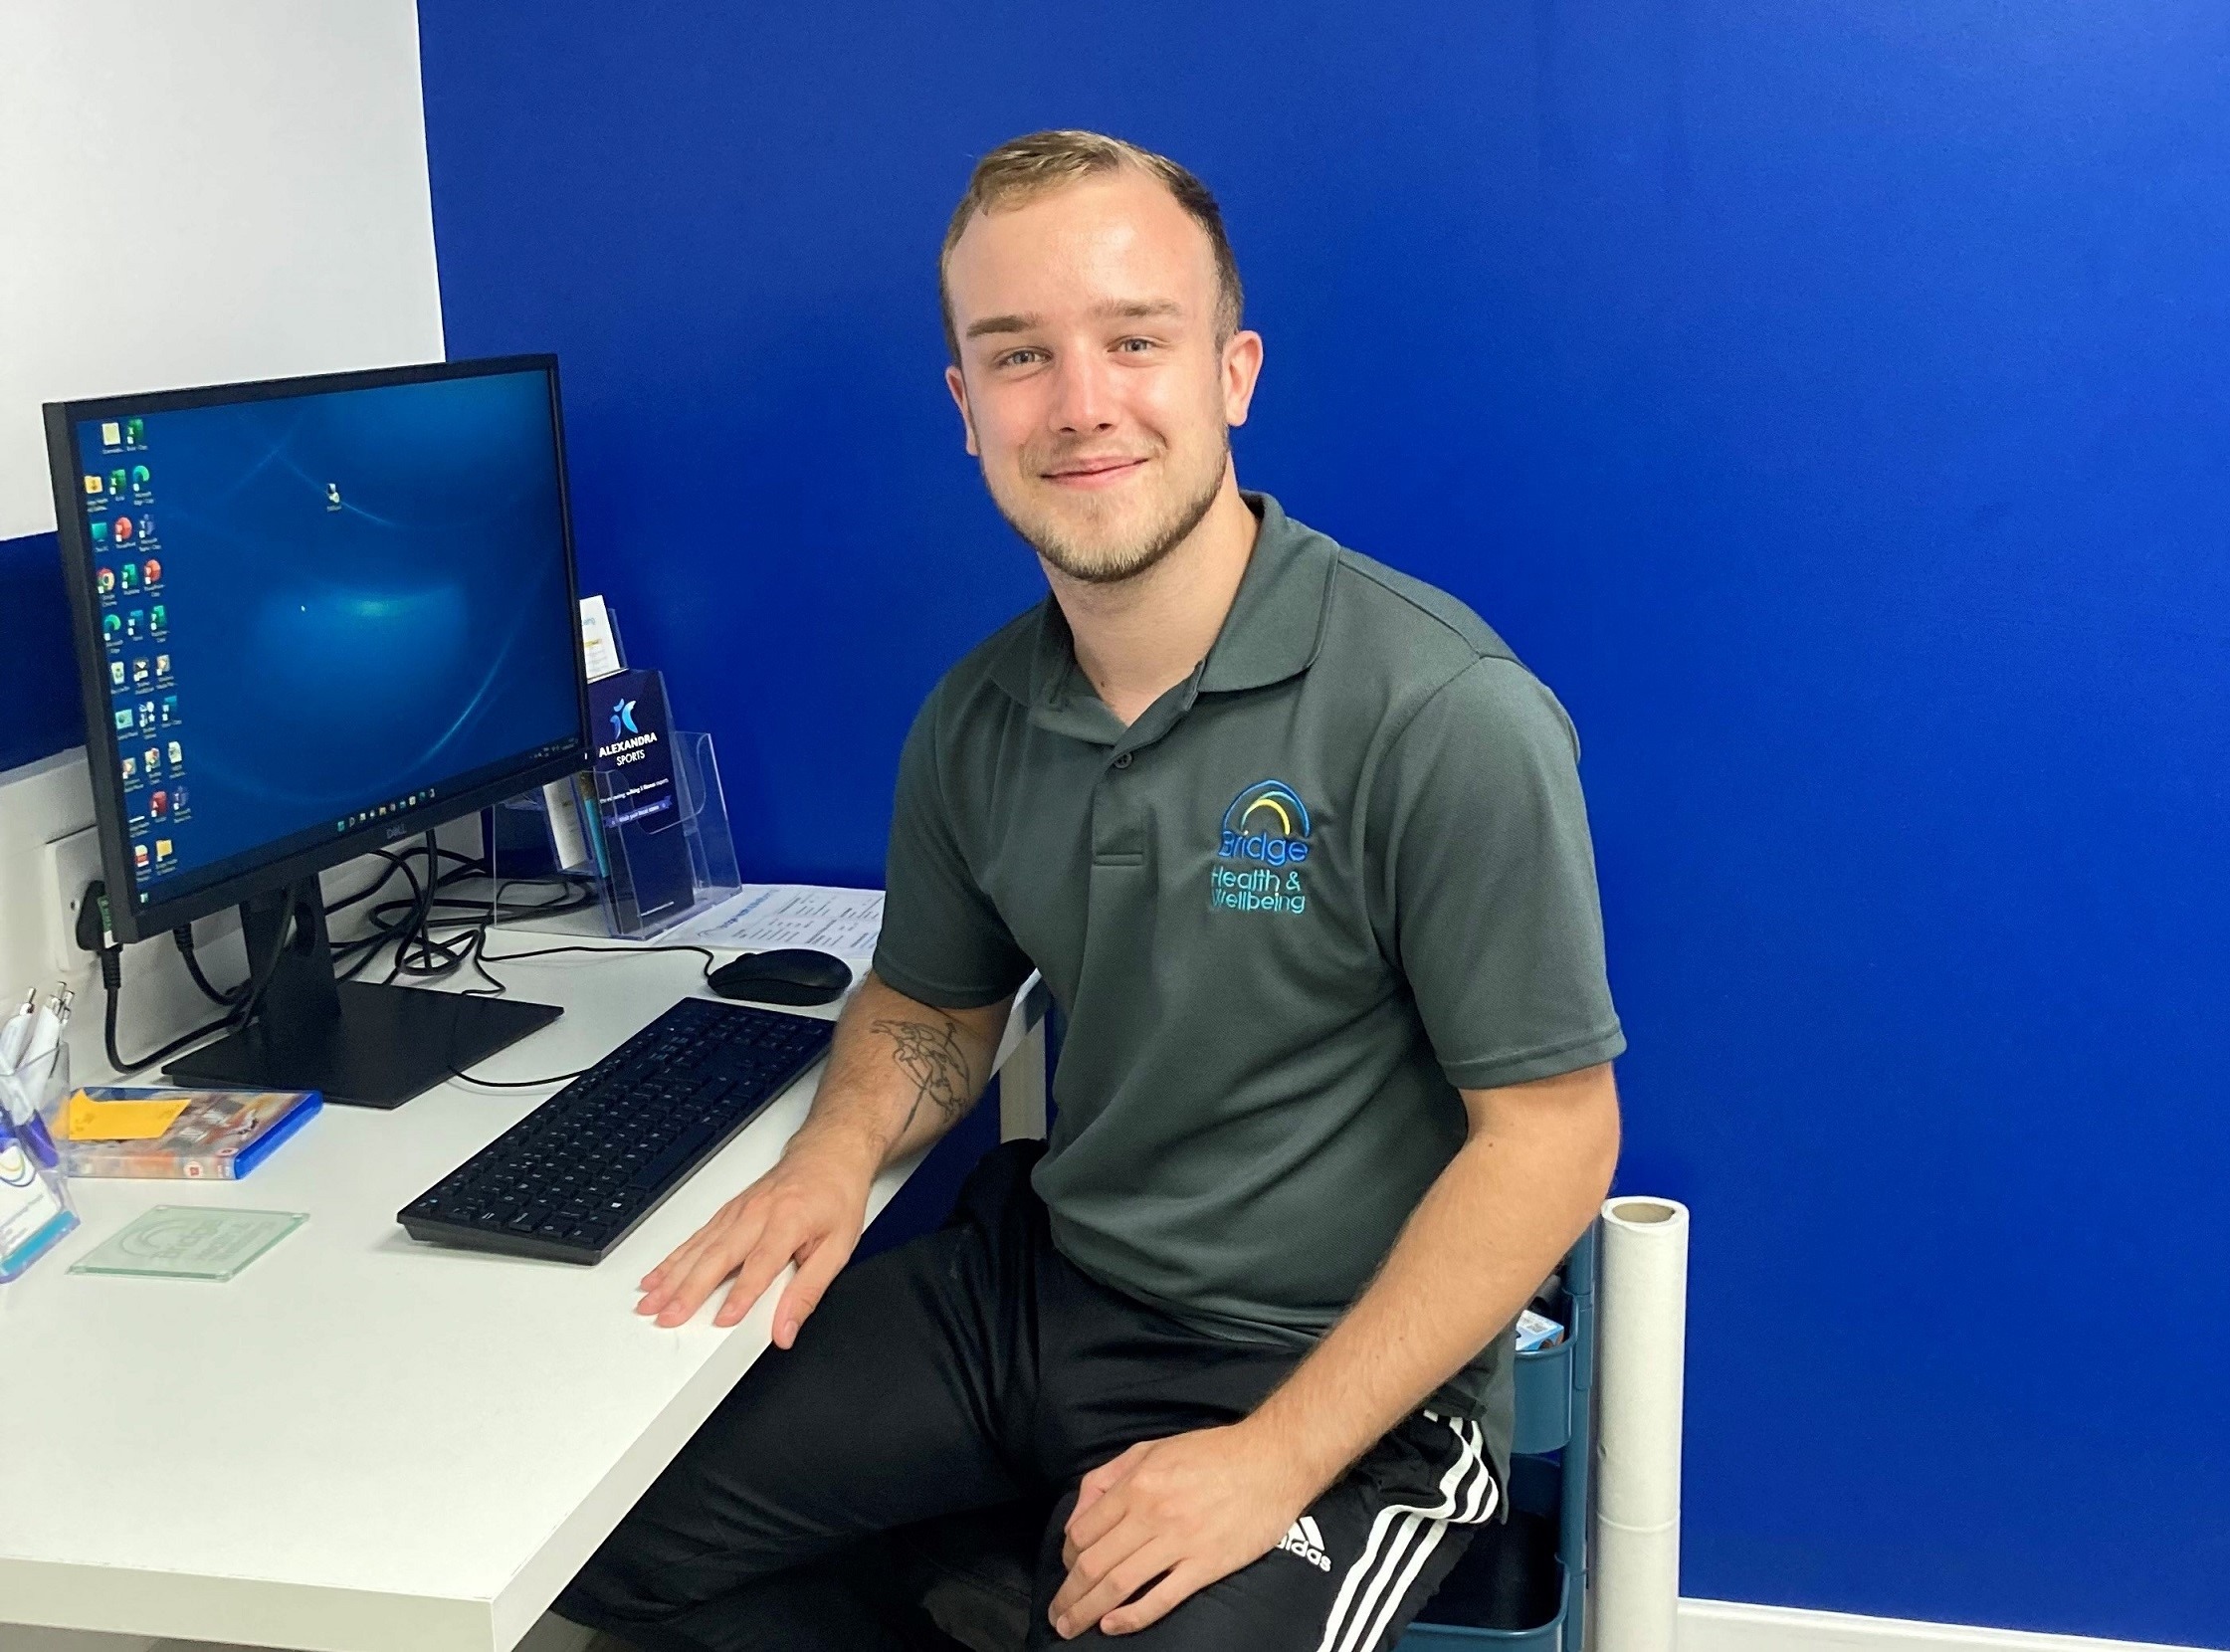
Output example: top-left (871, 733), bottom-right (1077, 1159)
top-left (397, 996), bottom-right (835, 1263)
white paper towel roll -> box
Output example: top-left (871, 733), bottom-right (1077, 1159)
top-left (1590, 1196), bottom-right (1690, 1652)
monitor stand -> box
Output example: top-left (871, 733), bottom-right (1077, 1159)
top-left (165, 875), bottom-right (562, 1109)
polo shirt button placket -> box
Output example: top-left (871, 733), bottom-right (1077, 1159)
top-left (1113, 752), bottom-right (1133, 770)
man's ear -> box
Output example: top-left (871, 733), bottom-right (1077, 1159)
top-left (944, 364), bottom-right (979, 457)
top-left (1222, 329), bottom-right (1265, 429)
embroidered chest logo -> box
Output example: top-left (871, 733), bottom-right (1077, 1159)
top-left (1211, 779), bottom-right (1313, 916)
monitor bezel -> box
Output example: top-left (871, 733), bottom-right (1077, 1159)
top-left (45, 353), bottom-right (592, 945)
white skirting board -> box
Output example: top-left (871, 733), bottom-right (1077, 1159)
top-left (1681, 1598), bottom-right (2218, 1652)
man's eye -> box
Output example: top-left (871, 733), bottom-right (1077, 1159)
top-left (1116, 337), bottom-right (1155, 353)
top-left (997, 349), bottom-right (1045, 368)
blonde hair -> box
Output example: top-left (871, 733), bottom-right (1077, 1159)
top-left (939, 129), bottom-right (1245, 360)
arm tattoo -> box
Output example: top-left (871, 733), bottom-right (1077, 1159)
top-left (871, 1014), bottom-right (975, 1138)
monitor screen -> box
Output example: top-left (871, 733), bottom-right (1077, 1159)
top-left (63, 362), bottom-right (584, 917)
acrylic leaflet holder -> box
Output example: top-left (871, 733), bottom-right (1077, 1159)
top-left (580, 729), bottom-right (742, 940)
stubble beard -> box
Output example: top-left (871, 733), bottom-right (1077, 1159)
top-left (990, 433), bottom-right (1231, 587)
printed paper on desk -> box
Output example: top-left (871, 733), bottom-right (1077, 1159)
top-left (674, 885), bottom-right (885, 959)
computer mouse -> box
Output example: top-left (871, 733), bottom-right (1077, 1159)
top-left (707, 948), bottom-right (855, 1007)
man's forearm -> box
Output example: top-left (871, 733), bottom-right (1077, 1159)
top-left (1241, 1065), bottom-right (1621, 1494)
top-left (790, 971), bottom-right (1013, 1177)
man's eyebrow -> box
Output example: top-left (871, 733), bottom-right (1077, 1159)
top-left (962, 300), bottom-right (1185, 340)
top-left (1096, 299), bottom-right (1184, 321)
top-left (964, 313), bottom-right (1039, 339)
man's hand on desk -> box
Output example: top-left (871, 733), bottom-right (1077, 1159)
top-left (633, 972), bottom-right (1010, 1335)
top-left (635, 1133), bottom-right (875, 1336)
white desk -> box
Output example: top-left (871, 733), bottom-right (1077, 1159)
top-left (0, 940), bottom-right (1047, 1652)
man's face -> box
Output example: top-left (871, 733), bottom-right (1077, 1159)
top-left (943, 171), bottom-right (1262, 584)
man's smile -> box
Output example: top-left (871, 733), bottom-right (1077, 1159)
top-left (1042, 454), bottom-right (1151, 489)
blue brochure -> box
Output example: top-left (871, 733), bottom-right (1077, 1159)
top-left (588, 667), bottom-right (697, 933)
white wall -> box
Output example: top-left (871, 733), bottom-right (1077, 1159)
top-left (0, 0), bottom-right (447, 541)
top-left (0, 0), bottom-right (454, 1069)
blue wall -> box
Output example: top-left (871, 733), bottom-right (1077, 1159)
top-left (416, 3), bottom-right (2230, 1641)
top-left (0, 531), bottom-right (76, 773)
top-left (0, 1), bottom-right (2202, 1640)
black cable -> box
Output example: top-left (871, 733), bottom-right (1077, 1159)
top-left (477, 938), bottom-right (719, 976)
top-left (443, 939), bottom-right (721, 1089)
top-left (89, 850), bottom-right (600, 1076)
top-left (379, 836), bottom-right (439, 985)
top-left (101, 948), bottom-right (238, 1075)
top-left (332, 846), bottom-right (596, 984)
top-left (102, 901), bottom-right (300, 1075)
top-left (171, 925), bottom-right (246, 1006)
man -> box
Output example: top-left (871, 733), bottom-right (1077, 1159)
top-left (557, 129), bottom-right (1623, 1652)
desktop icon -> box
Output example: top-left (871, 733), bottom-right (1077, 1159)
top-left (84, 473), bottom-right (104, 496)
top-left (102, 613), bottom-right (123, 642)
top-left (136, 701), bottom-right (155, 731)
top-left (171, 784), bottom-right (189, 814)
top-left (150, 791), bottom-right (168, 819)
top-left (108, 661), bottom-right (124, 687)
top-left (132, 844), bottom-right (149, 873)
top-left (141, 557), bottom-right (162, 585)
top-left (113, 709), bottom-right (132, 732)
top-left (130, 464), bottom-right (150, 490)
top-left (159, 695), bottom-right (178, 725)
top-left (109, 469), bottom-right (126, 496)
top-left (125, 418), bottom-right (144, 445)
top-left (149, 604), bottom-right (166, 634)
top-left (90, 520), bottom-right (109, 545)
top-left (120, 757), bottom-right (137, 782)
top-left (155, 653), bottom-right (170, 677)
top-left (155, 838), bottom-right (173, 860)
top-left (119, 562), bottom-right (137, 591)
top-left (114, 516), bottom-right (134, 543)
top-left (131, 657), bottom-right (150, 687)
top-left (167, 739), bottom-right (182, 766)
top-left (124, 609), bottom-right (144, 639)
top-left (144, 745), bottom-right (160, 772)
top-left (101, 422), bottom-right (121, 447)
top-left (97, 567), bottom-right (115, 595)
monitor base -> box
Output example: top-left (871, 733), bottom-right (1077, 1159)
top-left (160, 875), bottom-right (562, 1109)
top-left (167, 979), bottom-right (562, 1109)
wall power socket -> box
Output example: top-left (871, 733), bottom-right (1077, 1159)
top-left (44, 825), bottom-right (105, 976)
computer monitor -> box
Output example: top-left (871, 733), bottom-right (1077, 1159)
top-left (46, 356), bottom-right (591, 1106)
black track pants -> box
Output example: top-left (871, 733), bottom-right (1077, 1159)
top-left (555, 1142), bottom-right (1499, 1652)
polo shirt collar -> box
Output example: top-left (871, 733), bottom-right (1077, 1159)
top-left (1197, 492), bottom-right (1336, 694)
top-left (986, 491), bottom-right (1336, 716)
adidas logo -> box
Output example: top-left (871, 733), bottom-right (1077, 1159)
top-left (1276, 1514), bottom-right (1332, 1572)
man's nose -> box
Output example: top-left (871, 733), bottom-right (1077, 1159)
top-left (1048, 354), bottom-right (1116, 435)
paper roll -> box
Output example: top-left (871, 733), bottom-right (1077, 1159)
top-left (1591, 1196), bottom-right (1690, 1652)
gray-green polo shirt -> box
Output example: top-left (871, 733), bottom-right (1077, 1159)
top-left (872, 493), bottom-right (1624, 1462)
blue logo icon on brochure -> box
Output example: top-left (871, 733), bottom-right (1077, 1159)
top-left (1219, 780), bottom-right (1312, 866)
top-left (610, 697), bottom-right (638, 738)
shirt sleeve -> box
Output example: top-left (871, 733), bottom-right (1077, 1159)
top-left (870, 688), bottom-right (1034, 1011)
top-left (1371, 656), bottom-right (1626, 1090)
